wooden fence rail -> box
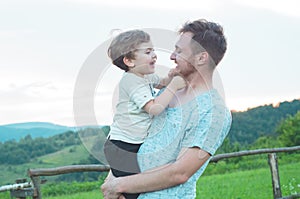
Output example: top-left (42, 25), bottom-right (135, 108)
top-left (210, 145), bottom-right (300, 163)
top-left (24, 145), bottom-right (300, 199)
top-left (28, 165), bottom-right (110, 177)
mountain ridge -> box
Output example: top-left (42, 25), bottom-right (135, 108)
top-left (0, 122), bottom-right (76, 142)
top-left (0, 122), bottom-right (105, 142)
top-left (1, 121), bottom-right (72, 129)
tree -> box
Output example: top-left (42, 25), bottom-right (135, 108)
top-left (276, 111), bottom-right (300, 146)
top-left (250, 136), bottom-right (279, 149)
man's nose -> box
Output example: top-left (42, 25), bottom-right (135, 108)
top-left (170, 52), bottom-right (176, 60)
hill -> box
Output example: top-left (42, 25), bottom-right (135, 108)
top-left (229, 99), bottom-right (300, 145)
top-left (0, 122), bottom-right (77, 142)
top-left (0, 144), bottom-right (93, 184)
top-left (0, 127), bottom-right (110, 184)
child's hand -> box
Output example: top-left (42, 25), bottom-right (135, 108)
top-left (169, 76), bottom-right (186, 91)
top-left (168, 68), bottom-right (180, 78)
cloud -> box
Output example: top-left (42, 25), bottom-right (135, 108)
top-left (233, 0), bottom-right (300, 18)
top-left (0, 29), bottom-right (36, 39)
top-left (0, 81), bottom-right (76, 126)
top-left (64, 0), bottom-right (221, 11)
top-left (0, 81), bottom-right (59, 104)
top-left (0, 97), bottom-right (75, 126)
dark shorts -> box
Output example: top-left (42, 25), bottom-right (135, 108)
top-left (104, 139), bottom-right (141, 199)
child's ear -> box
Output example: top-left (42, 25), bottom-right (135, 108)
top-left (123, 57), bottom-right (135, 68)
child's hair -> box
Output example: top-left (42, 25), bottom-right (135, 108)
top-left (108, 30), bottom-right (150, 72)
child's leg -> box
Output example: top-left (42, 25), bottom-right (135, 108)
top-left (103, 139), bottom-right (141, 199)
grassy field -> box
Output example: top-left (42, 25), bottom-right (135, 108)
top-left (0, 144), bottom-right (90, 185)
top-left (47, 191), bottom-right (103, 199)
top-left (1, 161), bottom-right (298, 199)
top-left (1, 149), bottom-right (299, 199)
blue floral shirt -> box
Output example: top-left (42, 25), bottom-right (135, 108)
top-left (137, 89), bottom-right (232, 199)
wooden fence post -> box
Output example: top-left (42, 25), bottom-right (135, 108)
top-left (27, 165), bottom-right (110, 199)
top-left (268, 153), bottom-right (282, 199)
top-left (31, 176), bottom-right (41, 199)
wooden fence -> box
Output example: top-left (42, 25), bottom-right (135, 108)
top-left (13, 145), bottom-right (300, 198)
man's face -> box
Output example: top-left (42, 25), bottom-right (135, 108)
top-left (170, 32), bottom-right (196, 77)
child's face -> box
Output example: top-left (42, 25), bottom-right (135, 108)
top-left (129, 41), bottom-right (157, 76)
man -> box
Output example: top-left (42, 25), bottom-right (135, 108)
top-left (101, 19), bottom-right (232, 199)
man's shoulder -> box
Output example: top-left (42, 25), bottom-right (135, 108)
top-left (195, 89), bottom-right (226, 107)
top-left (195, 89), bottom-right (231, 120)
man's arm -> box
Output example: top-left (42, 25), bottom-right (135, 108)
top-left (101, 147), bottom-right (210, 196)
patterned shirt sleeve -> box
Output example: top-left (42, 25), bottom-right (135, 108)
top-left (181, 103), bottom-right (232, 155)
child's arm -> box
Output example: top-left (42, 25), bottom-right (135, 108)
top-left (143, 76), bottom-right (186, 116)
top-left (155, 68), bottom-right (179, 89)
top-left (155, 76), bottom-right (171, 89)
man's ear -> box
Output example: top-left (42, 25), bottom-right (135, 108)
top-left (123, 57), bottom-right (135, 68)
top-left (196, 51), bottom-right (209, 65)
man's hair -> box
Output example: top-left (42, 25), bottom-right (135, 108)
top-left (108, 30), bottom-right (150, 72)
top-left (179, 19), bottom-right (227, 66)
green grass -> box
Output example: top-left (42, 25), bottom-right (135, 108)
top-left (1, 151), bottom-right (299, 199)
top-left (0, 162), bottom-right (299, 199)
top-left (197, 162), bottom-right (300, 199)
top-left (43, 162), bottom-right (299, 199)
top-left (197, 167), bottom-right (272, 198)
top-left (4, 161), bottom-right (298, 199)
top-left (38, 144), bottom-right (90, 165)
top-left (0, 190), bottom-right (103, 199)
top-left (46, 190), bottom-right (103, 199)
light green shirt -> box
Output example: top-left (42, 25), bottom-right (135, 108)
top-left (109, 72), bottom-right (160, 144)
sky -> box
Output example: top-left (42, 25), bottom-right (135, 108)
top-left (1, 0), bottom-right (300, 126)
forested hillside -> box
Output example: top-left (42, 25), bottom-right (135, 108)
top-left (228, 99), bottom-right (300, 145)
top-left (0, 126), bottom-right (110, 165)
top-left (0, 131), bottom-right (80, 164)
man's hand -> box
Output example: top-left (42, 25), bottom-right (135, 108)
top-left (104, 170), bottom-right (114, 183)
top-left (101, 178), bottom-right (119, 199)
top-left (101, 178), bottom-right (125, 199)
